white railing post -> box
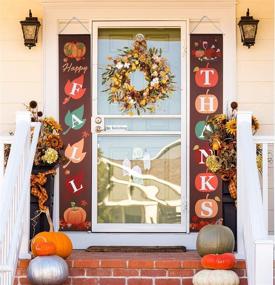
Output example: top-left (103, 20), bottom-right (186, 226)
top-left (18, 112), bottom-right (32, 259)
top-left (0, 139), bottom-right (4, 183)
top-left (255, 240), bottom-right (274, 285)
top-left (237, 111), bottom-right (274, 285)
top-left (0, 111), bottom-right (41, 285)
top-left (237, 111), bottom-right (252, 258)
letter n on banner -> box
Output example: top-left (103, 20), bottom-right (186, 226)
top-left (190, 34), bottom-right (223, 232)
top-left (59, 35), bottom-right (91, 231)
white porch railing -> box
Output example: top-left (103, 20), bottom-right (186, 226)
top-left (0, 135), bottom-right (13, 184)
top-left (0, 112), bottom-right (41, 285)
top-left (237, 112), bottom-right (274, 285)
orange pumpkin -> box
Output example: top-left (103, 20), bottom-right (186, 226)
top-left (64, 202), bottom-right (87, 225)
top-left (64, 42), bottom-right (77, 58)
top-left (195, 90), bottom-right (218, 114)
top-left (201, 253), bottom-right (236, 270)
top-left (195, 194), bottom-right (218, 218)
top-left (195, 173), bottom-right (218, 192)
top-left (75, 42), bottom-right (86, 61)
top-left (195, 63), bottom-right (219, 88)
top-left (31, 231), bottom-right (72, 259)
top-left (64, 42), bottom-right (86, 61)
top-left (32, 241), bottom-right (56, 256)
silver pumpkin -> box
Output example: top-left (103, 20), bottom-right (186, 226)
top-left (27, 255), bottom-right (69, 285)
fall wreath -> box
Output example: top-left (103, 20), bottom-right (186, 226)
top-left (102, 34), bottom-right (175, 115)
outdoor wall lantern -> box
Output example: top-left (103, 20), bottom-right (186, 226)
top-left (238, 9), bottom-right (259, 48)
top-left (20, 10), bottom-right (41, 49)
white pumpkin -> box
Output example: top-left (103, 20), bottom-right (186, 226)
top-left (193, 269), bottom-right (240, 285)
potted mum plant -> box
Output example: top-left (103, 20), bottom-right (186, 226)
top-left (26, 100), bottom-right (66, 238)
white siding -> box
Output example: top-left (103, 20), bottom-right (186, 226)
top-left (237, 0), bottom-right (274, 135)
top-left (0, 0), bottom-right (43, 133)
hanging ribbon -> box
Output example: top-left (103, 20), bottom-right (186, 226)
top-left (58, 16), bottom-right (90, 34)
top-left (190, 16), bottom-right (224, 34)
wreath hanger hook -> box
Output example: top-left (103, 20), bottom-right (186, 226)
top-left (135, 33), bottom-right (145, 41)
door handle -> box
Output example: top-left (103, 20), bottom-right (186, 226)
top-left (96, 125), bottom-right (104, 133)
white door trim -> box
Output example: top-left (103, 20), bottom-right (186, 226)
top-left (91, 20), bottom-right (188, 233)
top-left (41, 2), bottom-right (236, 249)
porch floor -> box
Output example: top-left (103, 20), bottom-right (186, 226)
top-left (15, 250), bottom-right (247, 285)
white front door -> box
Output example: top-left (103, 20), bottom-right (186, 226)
top-left (91, 21), bottom-right (188, 233)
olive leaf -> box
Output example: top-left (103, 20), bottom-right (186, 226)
top-left (63, 105), bottom-right (86, 135)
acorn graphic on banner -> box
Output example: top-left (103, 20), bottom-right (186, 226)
top-left (63, 105), bottom-right (86, 135)
top-left (63, 138), bottom-right (86, 168)
top-left (63, 74), bottom-right (86, 104)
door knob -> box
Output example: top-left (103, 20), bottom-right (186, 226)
top-left (95, 117), bottom-right (102, 124)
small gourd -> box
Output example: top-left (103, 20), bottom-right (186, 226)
top-left (32, 241), bottom-right (56, 256)
top-left (193, 270), bottom-right (239, 285)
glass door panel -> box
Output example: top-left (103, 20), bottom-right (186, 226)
top-left (97, 28), bottom-right (181, 116)
top-left (97, 135), bottom-right (181, 224)
top-left (92, 23), bottom-right (186, 232)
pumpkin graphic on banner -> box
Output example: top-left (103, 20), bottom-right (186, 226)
top-left (64, 41), bottom-right (86, 61)
top-left (194, 63), bottom-right (218, 88)
top-left (195, 194), bottom-right (219, 219)
top-left (64, 202), bottom-right (87, 225)
top-left (195, 90), bottom-right (218, 114)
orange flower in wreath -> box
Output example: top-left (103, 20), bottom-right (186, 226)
top-left (46, 134), bottom-right (63, 149)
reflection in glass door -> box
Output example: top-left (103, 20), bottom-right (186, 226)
top-left (92, 22), bottom-right (187, 232)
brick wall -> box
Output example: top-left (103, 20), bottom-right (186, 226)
top-left (14, 251), bottom-right (247, 285)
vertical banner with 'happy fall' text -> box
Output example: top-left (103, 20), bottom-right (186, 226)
top-left (59, 34), bottom-right (91, 231)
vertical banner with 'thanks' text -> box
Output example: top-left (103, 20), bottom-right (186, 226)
top-left (59, 34), bottom-right (91, 231)
top-left (189, 34), bottom-right (223, 232)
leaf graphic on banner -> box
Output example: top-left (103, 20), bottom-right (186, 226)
top-left (214, 196), bottom-right (221, 202)
top-left (193, 145), bottom-right (199, 151)
top-left (63, 105), bottom-right (86, 135)
top-left (63, 138), bottom-right (86, 168)
top-left (193, 66), bottom-right (200, 72)
top-left (63, 74), bottom-right (86, 104)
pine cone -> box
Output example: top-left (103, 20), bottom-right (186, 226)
top-left (229, 175), bottom-right (237, 200)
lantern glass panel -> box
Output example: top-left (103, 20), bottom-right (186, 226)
top-left (22, 25), bottom-right (36, 40)
top-left (242, 24), bottom-right (257, 39)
